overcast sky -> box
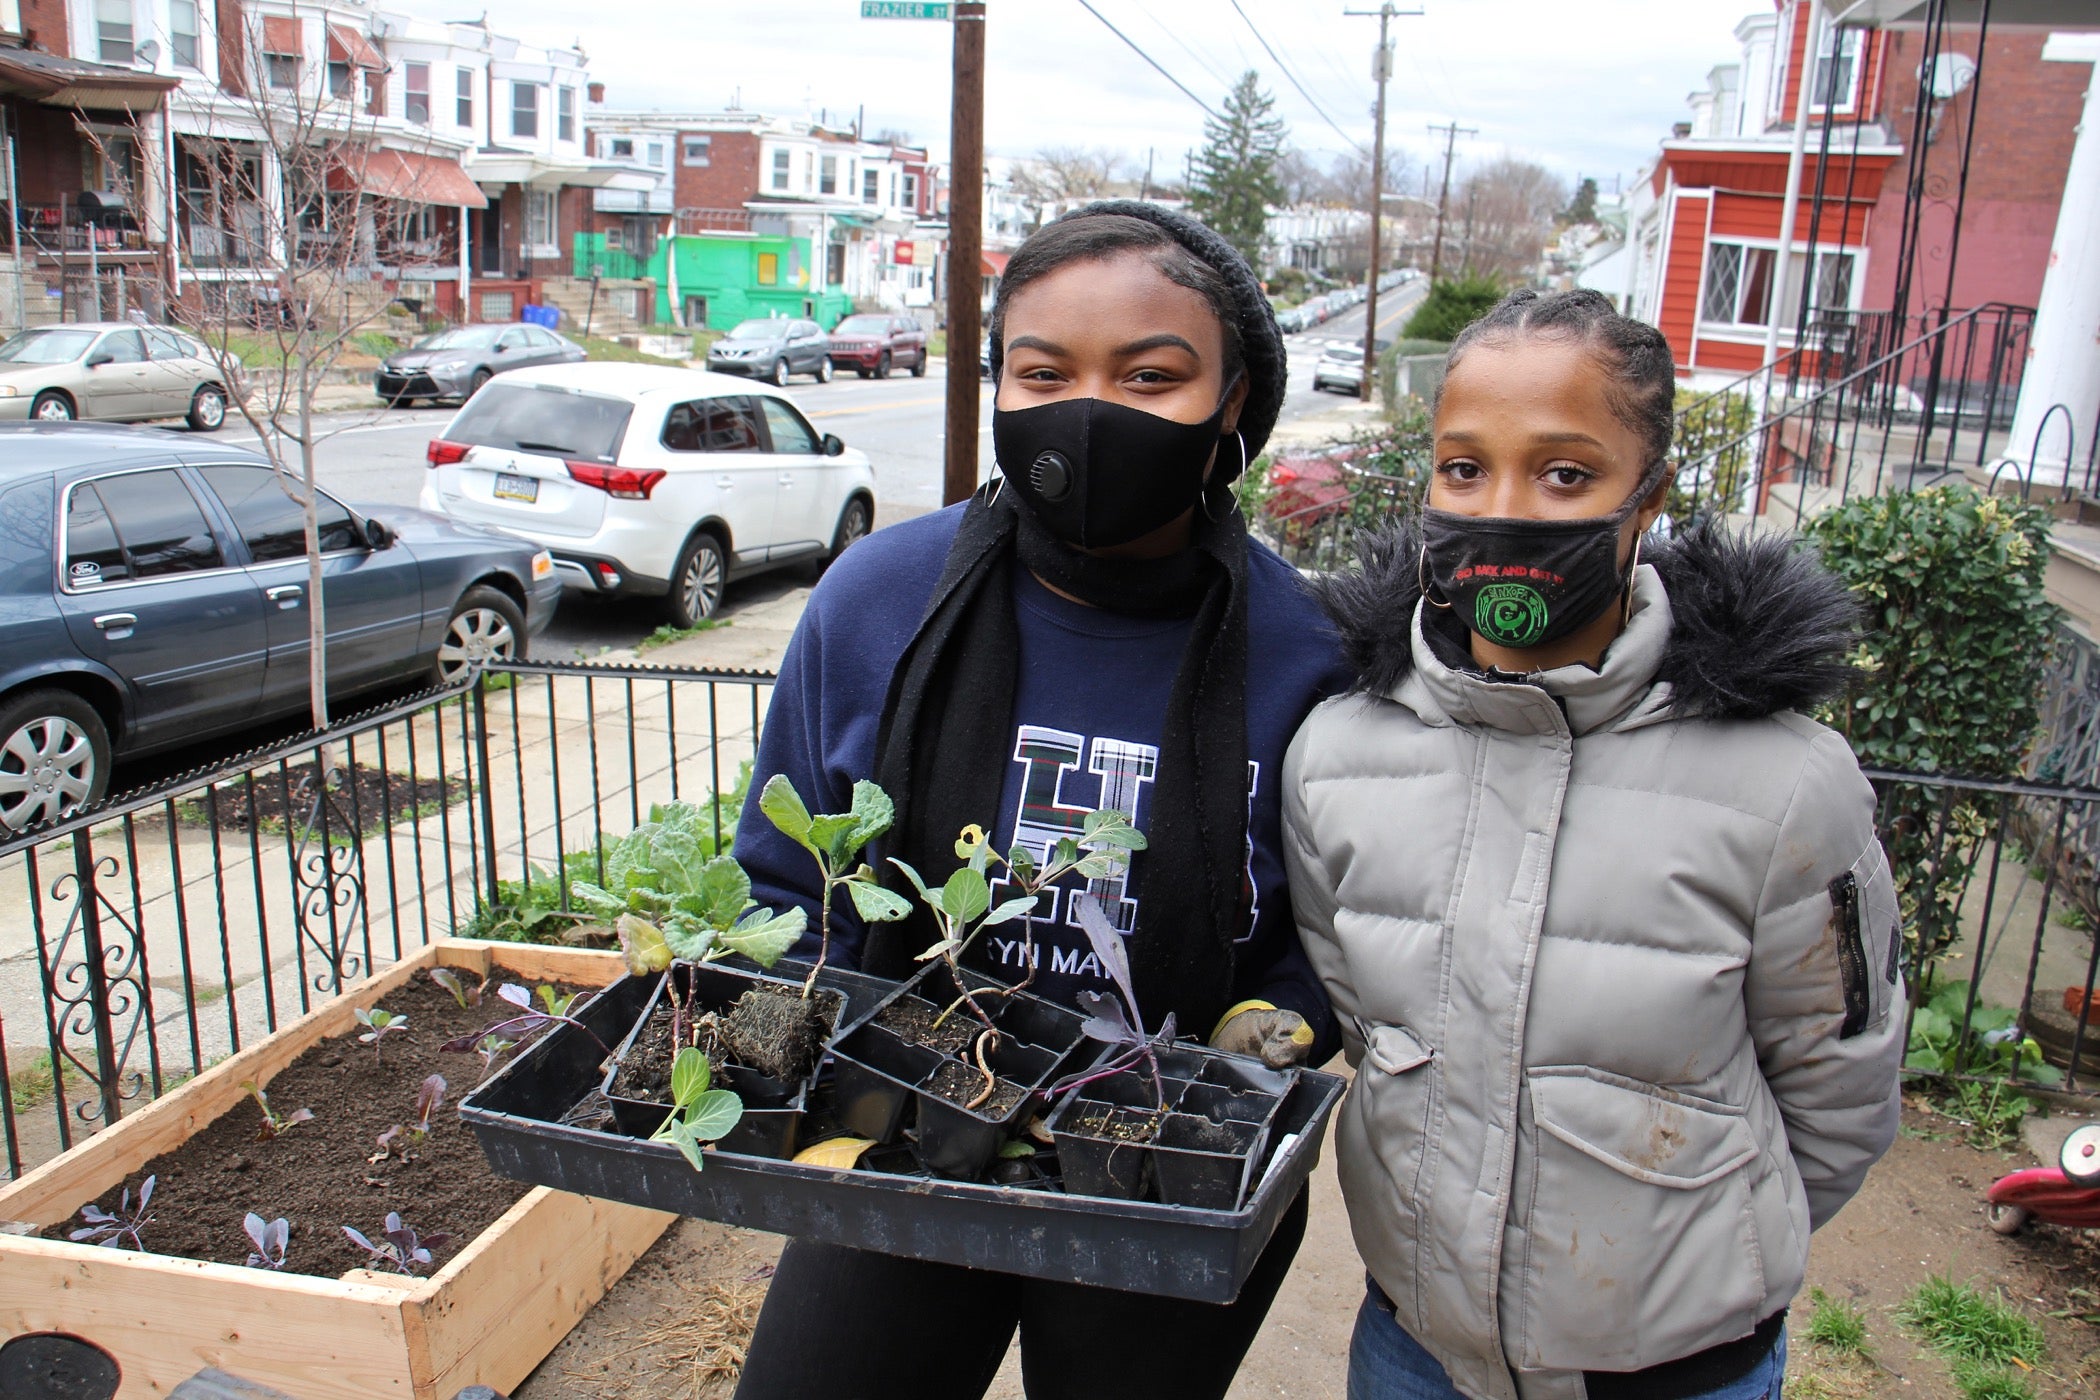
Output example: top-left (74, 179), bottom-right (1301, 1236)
top-left (494, 0), bottom-right (1763, 191)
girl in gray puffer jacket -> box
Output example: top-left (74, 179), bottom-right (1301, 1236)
top-left (1281, 290), bottom-right (1906, 1400)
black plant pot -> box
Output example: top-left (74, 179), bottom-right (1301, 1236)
top-left (1047, 1100), bottom-right (1163, 1201)
top-left (601, 959), bottom-right (848, 1160)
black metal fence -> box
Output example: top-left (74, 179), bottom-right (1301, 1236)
top-left (4, 656), bottom-right (2096, 1183)
top-left (0, 659), bottom-right (773, 1181)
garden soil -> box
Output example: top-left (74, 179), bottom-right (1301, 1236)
top-left (511, 1096), bottom-right (2100, 1400)
top-left (46, 975), bottom-right (570, 1277)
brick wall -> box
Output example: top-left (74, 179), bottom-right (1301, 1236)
top-left (1863, 29), bottom-right (2085, 315)
top-left (18, 0), bottom-right (66, 51)
top-left (672, 130), bottom-right (760, 210)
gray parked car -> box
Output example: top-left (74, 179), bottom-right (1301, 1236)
top-left (0, 423), bottom-right (563, 831)
top-left (374, 323), bottom-right (586, 407)
top-left (705, 318), bottom-right (833, 385)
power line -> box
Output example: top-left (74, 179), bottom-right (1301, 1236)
top-left (1230, 0), bottom-right (1369, 157)
top-left (1133, 0), bottom-right (1232, 93)
top-left (1073, 0), bottom-right (1221, 122)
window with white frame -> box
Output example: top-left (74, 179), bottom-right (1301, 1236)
top-left (557, 86), bottom-right (576, 142)
top-left (526, 189), bottom-right (557, 249)
top-left (862, 168), bottom-right (879, 203)
top-left (771, 148), bottom-right (790, 191)
top-left (820, 155), bottom-right (838, 195)
top-left (1811, 25), bottom-right (1864, 113)
top-left (169, 0), bottom-right (200, 67)
top-left (683, 137), bottom-right (711, 167)
top-left (647, 141), bottom-right (665, 167)
top-left (96, 0), bottom-right (132, 64)
top-left (901, 172), bottom-right (918, 209)
top-left (456, 67), bottom-right (474, 127)
top-left (609, 136), bottom-right (633, 158)
top-left (511, 81), bottom-right (540, 139)
top-left (1700, 239), bottom-right (1857, 330)
top-left (404, 62), bottom-right (429, 123)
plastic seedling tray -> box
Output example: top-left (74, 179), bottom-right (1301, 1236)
top-left (596, 959), bottom-right (876, 1160)
top-left (459, 995), bottom-right (1346, 1304)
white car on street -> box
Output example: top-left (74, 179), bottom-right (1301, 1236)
top-left (418, 364), bottom-right (876, 623)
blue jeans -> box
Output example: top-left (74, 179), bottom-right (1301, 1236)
top-left (1346, 1285), bottom-right (1788, 1400)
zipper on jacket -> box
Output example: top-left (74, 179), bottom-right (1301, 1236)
top-left (1829, 872), bottom-right (1871, 1038)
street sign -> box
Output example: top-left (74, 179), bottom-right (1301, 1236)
top-left (861, 1), bottom-right (951, 17)
top-left (895, 241), bottom-right (916, 265)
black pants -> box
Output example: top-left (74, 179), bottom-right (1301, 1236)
top-left (733, 1189), bottom-right (1309, 1400)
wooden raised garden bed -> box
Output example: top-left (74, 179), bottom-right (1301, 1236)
top-left (0, 939), bottom-right (674, 1400)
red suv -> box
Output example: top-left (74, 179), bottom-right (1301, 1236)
top-left (828, 314), bottom-right (929, 379)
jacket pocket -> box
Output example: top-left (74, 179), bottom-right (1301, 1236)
top-left (1511, 1067), bottom-right (1766, 1373)
top-left (1347, 1020), bottom-right (1438, 1332)
top-left (1832, 843), bottom-right (1902, 1038)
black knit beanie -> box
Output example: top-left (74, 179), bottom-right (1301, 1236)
top-left (985, 199), bottom-right (1288, 466)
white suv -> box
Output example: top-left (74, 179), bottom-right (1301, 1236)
top-left (418, 364), bottom-right (875, 624)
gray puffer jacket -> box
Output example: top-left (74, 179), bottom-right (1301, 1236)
top-left (1282, 522), bottom-right (1905, 1400)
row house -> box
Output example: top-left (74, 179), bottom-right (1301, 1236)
top-left (1626, 0), bottom-right (2090, 388)
top-left (1, 0), bottom-right (180, 323)
top-left (1262, 203), bottom-right (1371, 279)
top-left (584, 102), bottom-right (945, 330)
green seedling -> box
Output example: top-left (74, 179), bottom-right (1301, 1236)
top-left (353, 1006), bottom-right (408, 1062)
top-left (756, 775), bottom-right (908, 994)
top-left (427, 967), bottom-right (487, 1010)
top-left (241, 1079), bottom-right (314, 1141)
top-left (651, 1045), bottom-right (745, 1171)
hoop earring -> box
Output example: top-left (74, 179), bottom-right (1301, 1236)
top-left (1199, 431), bottom-right (1250, 523)
top-left (1419, 545), bottom-right (1452, 609)
top-left (982, 471), bottom-right (1003, 508)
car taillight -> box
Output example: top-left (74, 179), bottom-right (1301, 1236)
top-left (565, 461), bottom-right (667, 500)
top-left (427, 439), bottom-right (469, 467)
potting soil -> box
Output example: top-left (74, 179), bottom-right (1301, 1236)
top-left (925, 1059), bottom-right (1027, 1117)
top-left (614, 986), bottom-right (844, 1102)
top-left (43, 974), bottom-right (573, 1277)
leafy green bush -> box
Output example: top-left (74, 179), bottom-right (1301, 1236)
top-left (1905, 979), bottom-right (2061, 1147)
top-left (1669, 388), bottom-right (1754, 521)
top-left (1401, 275), bottom-right (1505, 343)
top-left (1805, 489), bottom-right (2058, 974)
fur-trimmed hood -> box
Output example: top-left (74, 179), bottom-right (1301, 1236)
top-left (1313, 516), bottom-right (1861, 721)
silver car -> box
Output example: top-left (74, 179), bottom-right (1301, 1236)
top-left (0, 323), bottom-right (235, 430)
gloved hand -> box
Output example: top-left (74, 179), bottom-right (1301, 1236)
top-left (1209, 1001), bottom-right (1315, 1068)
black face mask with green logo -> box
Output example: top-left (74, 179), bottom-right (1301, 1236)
top-left (1420, 487), bottom-right (1650, 652)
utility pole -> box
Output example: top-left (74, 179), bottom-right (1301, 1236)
top-left (945, 1), bottom-right (986, 506)
top-left (1347, 3), bottom-right (1421, 401)
top-left (1426, 119), bottom-right (1476, 286)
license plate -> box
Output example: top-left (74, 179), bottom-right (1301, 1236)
top-left (493, 472), bottom-right (538, 503)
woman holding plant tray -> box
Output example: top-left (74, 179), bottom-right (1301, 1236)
top-left (728, 202), bottom-right (1351, 1399)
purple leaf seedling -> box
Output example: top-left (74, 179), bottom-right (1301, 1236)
top-left (70, 1175), bottom-right (155, 1250)
top-left (241, 1079), bottom-right (314, 1141)
top-left (440, 982), bottom-right (611, 1060)
top-left (242, 1212), bottom-right (290, 1270)
top-left (342, 1211), bottom-right (452, 1275)
top-left (409, 1073), bottom-right (447, 1142)
top-left (1055, 900), bottom-right (1177, 1109)
top-left (353, 1005), bottom-right (408, 1062)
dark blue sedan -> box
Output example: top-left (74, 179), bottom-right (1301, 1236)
top-left (0, 424), bottom-right (562, 831)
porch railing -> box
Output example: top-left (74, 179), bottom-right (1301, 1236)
top-left (3, 657), bottom-right (2094, 1185)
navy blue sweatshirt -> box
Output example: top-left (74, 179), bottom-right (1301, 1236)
top-left (734, 504), bottom-right (1352, 1052)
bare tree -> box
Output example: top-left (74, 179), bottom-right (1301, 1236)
top-left (1452, 156), bottom-right (1566, 284)
top-left (1006, 146), bottom-right (1132, 217)
top-left (88, 16), bottom-right (456, 728)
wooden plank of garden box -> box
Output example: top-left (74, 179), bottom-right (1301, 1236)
top-left (408, 1186), bottom-right (675, 1398)
top-left (0, 1234), bottom-right (421, 1396)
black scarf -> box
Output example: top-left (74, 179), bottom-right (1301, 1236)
top-left (867, 487), bottom-right (1251, 1037)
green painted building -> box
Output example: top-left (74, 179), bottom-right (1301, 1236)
top-left (643, 233), bottom-right (853, 331)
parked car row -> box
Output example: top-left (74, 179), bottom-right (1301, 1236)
top-left (375, 323), bottom-right (587, 406)
top-left (0, 423), bottom-right (561, 831)
top-left (1272, 270), bottom-right (1422, 335)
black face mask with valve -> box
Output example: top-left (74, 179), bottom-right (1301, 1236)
top-left (991, 391), bottom-right (1234, 550)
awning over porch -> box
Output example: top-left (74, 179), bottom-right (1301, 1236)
top-left (327, 25), bottom-right (385, 70)
top-left (982, 249), bottom-right (1010, 277)
top-left (261, 16), bottom-right (302, 56)
top-left (466, 148), bottom-right (638, 190)
top-left (330, 150), bottom-right (489, 208)
top-left (0, 47), bottom-right (179, 111)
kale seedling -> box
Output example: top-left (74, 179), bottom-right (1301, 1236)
top-left (70, 1175), bottom-right (154, 1250)
top-left (757, 776), bottom-right (910, 993)
top-left (243, 1212), bottom-right (290, 1270)
top-left (1057, 899), bottom-right (1176, 1109)
top-left (427, 967), bottom-right (488, 1010)
top-left (609, 854), bottom-right (806, 1051)
top-left (963, 809), bottom-right (1144, 996)
top-left (441, 982), bottom-right (613, 1059)
top-left (469, 1033), bottom-right (517, 1079)
top-left (241, 1079), bottom-right (314, 1140)
top-left (341, 1212), bottom-right (453, 1275)
top-left (353, 1006), bottom-right (408, 1062)
top-left (650, 1045), bottom-right (745, 1171)
top-left (369, 1074), bottom-right (443, 1163)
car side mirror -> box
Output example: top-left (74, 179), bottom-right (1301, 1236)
top-left (822, 434), bottom-right (845, 457)
top-left (363, 516), bottom-right (394, 550)
top-left (86, 353), bottom-right (114, 369)
top-left (494, 343), bottom-right (511, 354)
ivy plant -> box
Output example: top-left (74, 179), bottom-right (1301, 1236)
top-left (1806, 487), bottom-right (2058, 974)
